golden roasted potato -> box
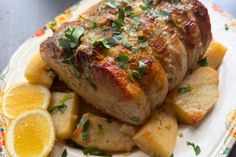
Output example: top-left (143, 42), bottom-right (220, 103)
top-left (167, 67), bottom-right (219, 125)
top-left (49, 92), bottom-right (79, 140)
top-left (133, 106), bottom-right (178, 157)
top-left (72, 113), bottom-right (136, 152)
top-left (25, 53), bottom-right (56, 88)
top-left (204, 41), bottom-right (227, 69)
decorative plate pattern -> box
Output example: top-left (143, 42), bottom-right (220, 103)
top-left (0, 0), bottom-right (236, 156)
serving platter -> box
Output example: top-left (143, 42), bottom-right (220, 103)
top-left (0, 0), bottom-right (236, 156)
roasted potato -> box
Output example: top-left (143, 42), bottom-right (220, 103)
top-left (204, 41), bottom-right (227, 69)
top-left (133, 106), bottom-right (178, 157)
top-left (49, 92), bottom-right (79, 140)
top-left (72, 113), bottom-right (136, 152)
top-left (25, 53), bottom-right (56, 88)
top-left (167, 67), bottom-right (219, 125)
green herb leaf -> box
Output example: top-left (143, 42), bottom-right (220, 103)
top-left (88, 21), bottom-right (97, 29)
top-left (139, 5), bottom-right (150, 13)
top-left (49, 104), bottom-right (68, 114)
top-left (123, 38), bottom-right (133, 48)
top-left (171, 0), bottom-right (179, 4)
top-left (62, 149), bottom-right (67, 157)
top-left (96, 124), bottom-right (104, 134)
top-left (59, 38), bottom-right (73, 59)
top-left (130, 116), bottom-right (140, 122)
top-left (106, 0), bottom-right (120, 9)
top-left (138, 61), bottom-right (147, 76)
top-left (82, 148), bottom-right (112, 156)
top-left (112, 8), bottom-right (125, 35)
top-left (114, 54), bottom-right (129, 69)
top-left (177, 85), bottom-right (192, 94)
top-left (81, 118), bottom-right (90, 141)
top-left (144, 0), bottom-right (151, 9)
top-left (197, 57), bottom-right (208, 67)
top-left (70, 26), bottom-right (85, 44)
top-left (225, 24), bottom-right (229, 31)
top-left (131, 70), bottom-right (142, 79)
top-left (106, 37), bottom-right (119, 47)
top-left (132, 16), bottom-right (141, 29)
top-left (138, 36), bottom-right (148, 48)
top-left (62, 57), bottom-right (81, 78)
top-left (65, 139), bottom-right (84, 149)
top-left (90, 36), bottom-right (119, 49)
top-left (186, 141), bottom-right (201, 156)
top-left (153, 11), bottom-right (170, 19)
top-left (169, 153), bottom-right (174, 157)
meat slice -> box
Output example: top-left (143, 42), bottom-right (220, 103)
top-left (40, 0), bottom-right (211, 125)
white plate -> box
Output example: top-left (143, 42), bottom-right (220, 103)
top-left (1, 0), bottom-right (236, 157)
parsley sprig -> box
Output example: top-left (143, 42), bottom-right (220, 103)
top-left (177, 85), bottom-right (192, 94)
top-left (114, 54), bottom-right (129, 69)
top-left (186, 141), bottom-right (201, 156)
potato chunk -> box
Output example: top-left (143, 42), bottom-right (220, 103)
top-left (25, 53), bottom-right (56, 88)
top-left (72, 113), bottom-right (136, 152)
top-left (167, 67), bottom-right (219, 125)
top-left (205, 41), bottom-right (227, 69)
top-left (49, 92), bottom-right (79, 140)
top-left (133, 106), bottom-right (178, 157)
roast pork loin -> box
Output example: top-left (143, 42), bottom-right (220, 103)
top-left (40, 0), bottom-right (212, 125)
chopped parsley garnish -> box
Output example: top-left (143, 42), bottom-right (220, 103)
top-left (65, 26), bottom-right (85, 46)
top-left (186, 141), bottom-right (201, 156)
top-left (112, 8), bottom-right (125, 35)
top-left (84, 66), bottom-right (97, 91)
top-left (79, 15), bottom-right (98, 29)
top-left (130, 116), bottom-right (140, 122)
top-left (114, 54), bottom-right (129, 69)
top-left (123, 38), bottom-right (133, 48)
top-left (153, 11), bottom-right (170, 19)
top-left (144, 0), bottom-right (151, 9)
top-left (62, 56), bottom-right (81, 78)
top-left (138, 61), bottom-right (147, 76)
top-left (49, 104), bottom-right (68, 114)
top-left (177, 85), bottom-right (192, 94)
top-left (0, 74), bottom-right (5, 80)
top-left (106, 0), bottom-right (120, 9)
top-left (171, 0), bottom-right (179, 4)
top-left (131, 70), bottom-right (142, 79)
top-left (81, 118), bottom-right (90, 141)
top-left (59, 26), bottom-right (85, 78)
top-left (96, 124), bottom-right (104, 134)
top-left (90, 37), bottom-right (118, 49)
top-left (225, 24), bottom-right (229, 31)
top-left (197, 57), bottom-right (208, 67)
top-left (132, 16), bottom-right (141, 29)
top-left (82, 148), bottom-right (112, 156)
top-left (65, 140), bottom-right (112, 156)
top-left (129, 61), bottom-right (147, 81)
top-left (138, 36), bottom-right (148, 48)
top-left (65, 140), bottom-right (84, 149)
top-left (49, 94), bottom-right (71, 114)
top-left (59, 38), bottom-right (73, 58)
top-left (139, 5), bottom-right (150, 13)
top-left (62, 149), bottom-right (67, 157)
